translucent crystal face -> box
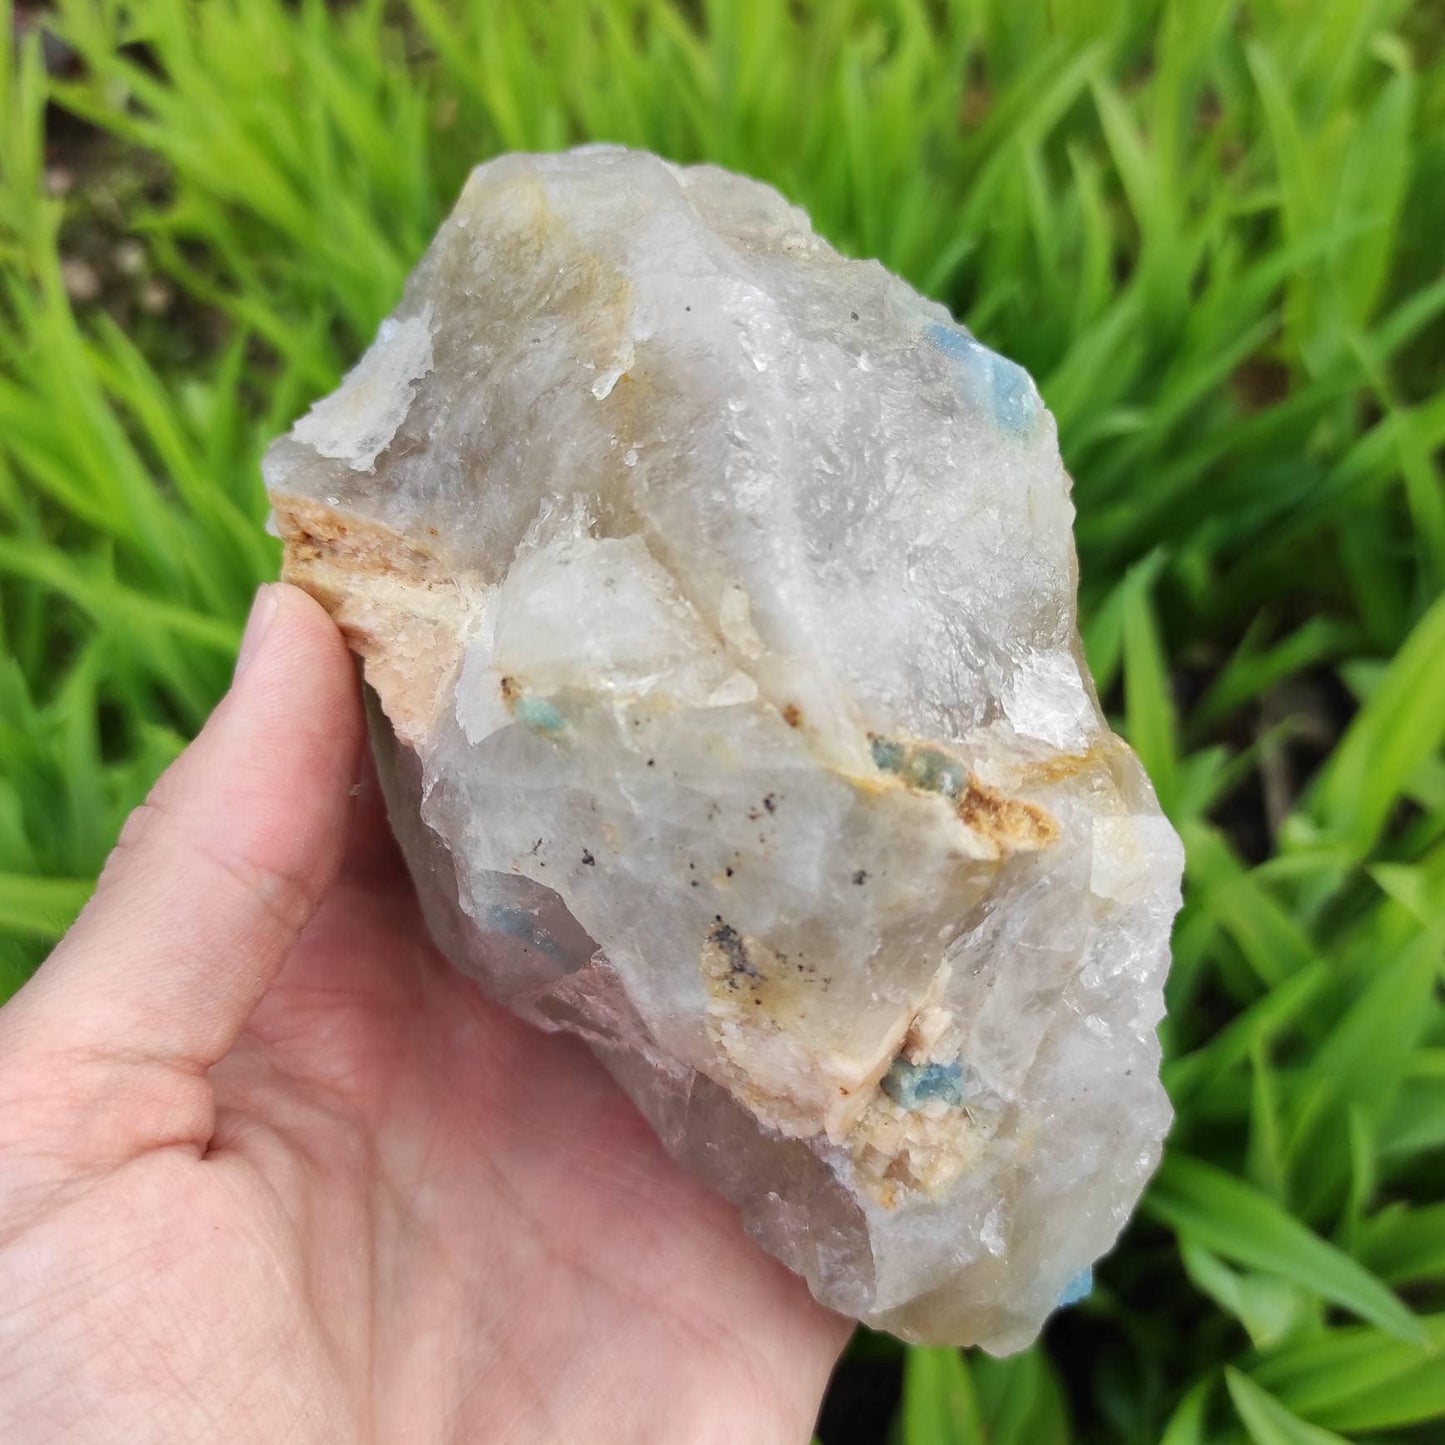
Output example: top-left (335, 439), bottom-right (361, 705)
top-left (264, 145), bottom-right (1183, 1351)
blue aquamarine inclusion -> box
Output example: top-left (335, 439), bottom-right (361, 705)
top-left (870, 734), bottom-right (967, 800)
top-left (1056, 1266), bottom-right (1094, 1308)
top-left (514, 694), bottom-right (567, 738)
top-left (870, 735), bottom-right (906, 773)
top-left (927, 321), bottom-right (1041, 437)
top-left (883, 1057), bottom-right (967, 1110)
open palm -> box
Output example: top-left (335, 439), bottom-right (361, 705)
top-left (0, 585), bottom-right (847, 1444)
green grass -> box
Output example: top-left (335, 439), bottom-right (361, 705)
top-left (2, 0), bottom-right (1442, 1439)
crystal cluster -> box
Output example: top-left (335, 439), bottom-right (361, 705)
top-left (265, 146), bottom-right (1182, 1351)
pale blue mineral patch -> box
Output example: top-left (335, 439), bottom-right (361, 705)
top-left (870, 735), bottom-right (907, 773)
top-left (927, 321), bottom-right (1041, 437)
top-left (487, 903), bottom-right (547, 944)
top-left (485, 904), bottom-right (569, 963)
top-left (883, 1057), bottom-right (967, 1110)
top-left (1056, 1266), bottom-right (1094, 1308)
top-left (514, 694), bottom-right (567, 738)
top-left (870, 734), bottom-right (967, 800)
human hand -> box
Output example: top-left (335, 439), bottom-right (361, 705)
top-left (0, 584), bottom-right (848, 1443)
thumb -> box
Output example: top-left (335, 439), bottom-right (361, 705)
top-left (2, 584), bottom-right (364, 1078)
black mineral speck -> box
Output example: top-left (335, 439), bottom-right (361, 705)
top-left (709, 919), bottom-right (760, 983)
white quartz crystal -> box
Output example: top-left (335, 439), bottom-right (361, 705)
top-left (265, 146), bottom-right (1182, 1351)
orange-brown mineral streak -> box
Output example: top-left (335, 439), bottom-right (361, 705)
top-left (956, 772), bottom-right (1058, 853)
top-left (270, 493), bottom-right (478, 747)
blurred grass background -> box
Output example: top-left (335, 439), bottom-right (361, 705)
top-left (1, 0), bottom-right (1443, 1439)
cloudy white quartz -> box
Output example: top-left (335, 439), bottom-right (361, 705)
top-left (265, 146), bottom-right (1183, 1351)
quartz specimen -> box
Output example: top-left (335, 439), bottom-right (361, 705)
top-left (265, 146), bottom-right (1183, 1352)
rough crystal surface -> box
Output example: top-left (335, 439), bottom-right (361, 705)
top-left (264, 145), bottom-right (1183, 1351)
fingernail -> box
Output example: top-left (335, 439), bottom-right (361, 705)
top-left (234, 584), bottom-right (281, 680)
